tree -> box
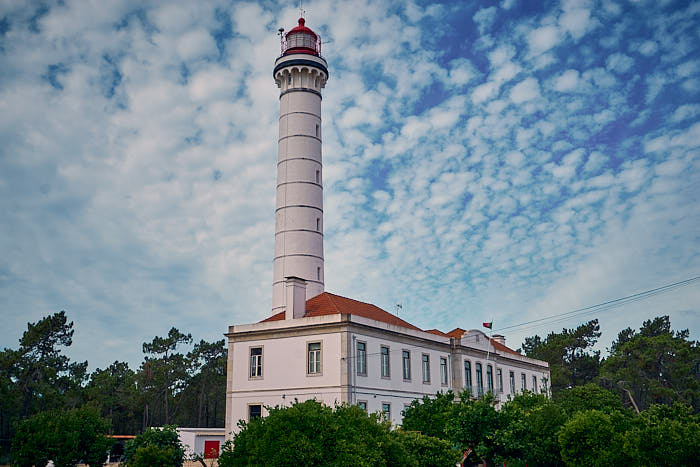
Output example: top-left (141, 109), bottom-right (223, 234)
top-left (555, 383), bottom-right (625, 416)
top-left (225, 400), bottom-right (407, 467)
top-left (625, 403), bottom-right (700, 466)
top-left (600, 316), bottom-right (700, 412)
top-left (558, 409), bottom-right (632, 466)
top-left (12, 311), bottom-right (85, 417)
top-left (496, 392), bottom-right (567, 466)
top-left (123, 425), bottom-right (185, 467)
top-left (401, 390), bottom-right (455, 439)
top-left (86, 361), bottom-right (139, 434)
top-left (521, 319), bottom-right (601, 394)
top-left (183, 339), bottom-right (227, 427)
top-left (10, 406), bottom-right (111, 467)
top-left (390, 430), bottom-right (461, 467)
top-left (142, 328), bottom-right (192, 425)
top-left (444, 393), bottom-right (503, 465)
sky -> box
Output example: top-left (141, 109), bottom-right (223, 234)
top-left (1, 0), bottom-right (698, 372)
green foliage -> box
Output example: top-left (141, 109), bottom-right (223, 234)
top-left (496, 392), bottom-right (566, 466)
top-left (444, 393), bottom-right (503, 464)
top-left (390, 430), bottom-right (461, 467)
top-left (86, 360), bottom-right (139, 434)
top-left (401, 390), bottom-right (454, 438)
top-left (223, 400), bottom-right (404, 467)
top-left (131, 445), bottom-right (182, 467)
top-left (558, 409), bottom-right (631, 466)
top-left (623, 403), bottom-right (700, 466)
top-left (123, 425), bottom-right (184, 467)
top-left (142, 328), bottom-right (193, 425)
top-left (555, 383), bottom-right (625, 415)
top-left (521, 319), bottom-right (601, 394)
top-left (10, 406), bottom-right (111, 467)
top-left (600, 316), bottom-right (700, 412)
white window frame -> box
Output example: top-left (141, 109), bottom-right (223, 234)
top-left (402, 350), bottom-right (411, 381)
top-left (464, 360), bottom-right (472, 396)
top-left (307, 341), bottom-right (322, 375)
top-left (381, 402), bottom-right (391, 420)
top-left (247, 403), bottom-right (263, 421)
top-left (440, 356), bottom-right (448, 386)
top-left (497, 368), bottom-right (503, 393)
top-left (356, 340), bottom-right (367, 376)
top-left (249, 346), bottom-right (263, 379)
top-left (380, 345), bottom-right (390, 378)
top-left (422, 353), bottom-right (430, 383)
top-left (357, 400), bottom-right (368, 412)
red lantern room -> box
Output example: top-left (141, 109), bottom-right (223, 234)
top-left (281, 18), bottom-right (321, 56)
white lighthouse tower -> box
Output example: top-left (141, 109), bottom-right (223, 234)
top-left (272, 18), bottom-right (328, 314)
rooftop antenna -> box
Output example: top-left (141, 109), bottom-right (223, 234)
top-left (395, 303), bottom-right (402, 316)
top-left (299, 0), bottom-right (305, 18)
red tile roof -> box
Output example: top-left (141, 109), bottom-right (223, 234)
top-left (447, 327), bottom-right (467, 338)
top-left (259, 292), bottom-right (521, 354)
top-left (489, 338), bottom-right (521, 356)
top-left (260, 292), bottom-right (421, 331)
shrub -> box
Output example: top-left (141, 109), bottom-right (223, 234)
top-left (123, 425), bottom-right (184, 467)
top-left (11, 407), bottom-right (111, 467)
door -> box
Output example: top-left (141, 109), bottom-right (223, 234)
top-left (204, 440), bottom-right (220, 458)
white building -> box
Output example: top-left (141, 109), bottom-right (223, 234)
top-left (224, 18), bottom-right (549, 437)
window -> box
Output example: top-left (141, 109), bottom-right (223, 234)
top-left (358, 401), bottom-right (367, 412)
top-left (464, 360), bottom-right (472, 396)
top-left (509, 371), bottom-right (515, 395)
top-left (532, 375), bottom-right (538, 393)
top-left (422, 354), bottom-right (430, 383)
top-left (315, 76), bottom-right (319, 87)
top-left (402, 350), bottom-right (411, 380)
top-left (381, 402), bottom-right (391, 420)
top-left (476, 363), bottom-right (483, 396)
top-left (356, 341), bottom-right (366, 375)
top-left (380, 346), bottom-right (390, 378)
top-left (521, 373), bottom-right (527, 392)
top-left (316, 218), bottom-right (320, 231)
top-left (315, 170), bottom-right (320, 183)
top-left (440, 357), bottom-right (448, 385)
top-left (497, 368), bottom-right (503, 393)
top-left (249, 347), bottom-right (262, 378)
top-left (315, 124), bottom-right (319, 137)
top-left (487, 365), bottom-right (493, 393)
top-left (248, 404), bottom-right (262, 421)
top-left (307, 342), bottom-right (321, 374)
top-left (287, 74), bottom-right (291, 85)
top-left (317, 266), bottom-right (320, 280)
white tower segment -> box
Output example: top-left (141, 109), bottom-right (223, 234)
top-left (272, 18), bottom-right (328, 314)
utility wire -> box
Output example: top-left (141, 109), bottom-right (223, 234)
top-left (493, 276), bottom-right (700, 333)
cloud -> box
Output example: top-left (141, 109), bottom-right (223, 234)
top-left (510, 77), bottom-right (540, 103)
top-left (606, 53), bottom-right (634, 73)
top-left (528, 25), bottom-right (560, 55)
top-left (1, 0), bottom-right (698, 372)
top-left (553, 69), bottom-right (580, 91)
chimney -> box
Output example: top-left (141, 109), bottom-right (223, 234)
top-left (284, 276), bottom-right (307, 320)
top-left (492, 334), bottom-right (506, 346)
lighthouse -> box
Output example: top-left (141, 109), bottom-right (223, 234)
top-left (272, 18), bottom-right (328, 315)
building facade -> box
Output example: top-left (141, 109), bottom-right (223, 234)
top-left (224, 18), bottom-right (549, 437)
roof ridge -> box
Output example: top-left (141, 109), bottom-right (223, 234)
top-left (324, 292), bottom-right (343, 314)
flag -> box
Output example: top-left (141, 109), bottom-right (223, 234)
top-left (482, 321), bottom-right (492, 329)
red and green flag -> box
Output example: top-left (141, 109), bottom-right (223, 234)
top-left (482, 321), bottom-right (492, 329)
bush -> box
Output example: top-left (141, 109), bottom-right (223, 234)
top-left (220, 400), bottom-right (402, 467)
top-left (123, 425), bottom-right (184, 467)
top-left (11, 407), bottom-right (111, 467)
top-left (391, 430), bottom-right (461, 467)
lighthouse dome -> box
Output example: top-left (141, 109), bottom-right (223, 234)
top-left (282, 18), bottom-right (321, 56)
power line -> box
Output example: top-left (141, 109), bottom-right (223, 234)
top-left (494, 276), bottom-right (700, 334)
